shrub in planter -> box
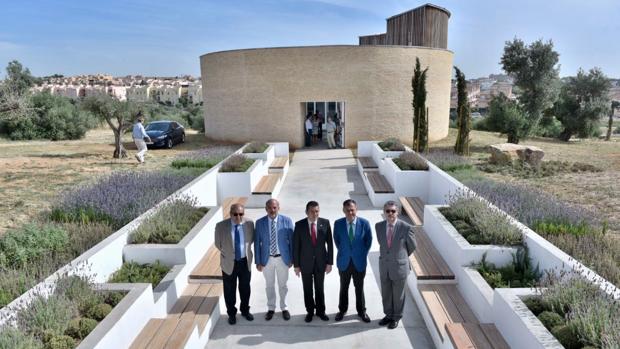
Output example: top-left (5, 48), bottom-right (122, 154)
top-left (44, 335), bottom-right (75, 349)
top-left (537, 311), bottom-right (564, 331)
top-left (17, 294), bottom-right (78, 339)
top-left (242, 141), bottom-right (268, 153)
top-left (392, 152), bottom-right (429, 171)
top-left (0, 327), bottom-right (43, 349)
top-left (475, 249), bottom-right (541, 288)
top-left (219, 154), bottom-right (255, 173)
top-left (85, 304), bottom-right (112, 322)
top-left (439, 192), bottom-right (523, 246)
top-left (0, 224), bottom-right (70, 270)
top-left (550, 324), bottom-right (580, 349)
top-left (522, 296), bottom-right (545, 316)
top-left (425, 149), bottom-right (473, 172)
top-left (64, 318), bottom-right (97, 340)
top-left (102, 291), bottom-right (125, 307)
top-left (378, 138), bottom-right (405, 151)
top-left (108, 261), bottom-right (171, 287)
top-left (129, 196), bottom-right (207, 244)
top-left (50, 171), bottom-right (195, 229)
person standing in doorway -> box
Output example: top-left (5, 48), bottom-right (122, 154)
top-left (376, 200), bottom-right (416, 329)
top-left (334, 199), bottom-right (372, 323)
top-left (312, 113), bottom-right (319, 144)
top-left (254, 199), bottom-right (294, 321)
top-left (132, 113), bottom-right (151, 164)
top-left (214, 203), bottom-right (255, 325)
top-left (293, 201), bottom-right (333, 322)
top-left (326, 117), bottom-right (337, 149)
top-left (305, 113), bottom-right (313, 147)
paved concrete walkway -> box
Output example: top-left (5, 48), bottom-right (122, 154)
top-left (206, 148), bottom-right (433, 348)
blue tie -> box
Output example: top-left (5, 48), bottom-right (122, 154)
top-left (234, 224), bottom-right (242, 260)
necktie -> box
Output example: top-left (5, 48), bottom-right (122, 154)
top-left (387, 224), bottom-right (394, 249)
top-left (270, 219), bottom-right (277, 255)
top-left (348, 222), bottom-right (354, 243)
top-left (311, 222), bottom-right (317, 246)
top-left (234, 224), bottom-right (242, 260)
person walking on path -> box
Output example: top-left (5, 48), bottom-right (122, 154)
top-left (132, 114), bottom-right (151, 164)
top-left (214, 203), bottom-right (255, 325)
top-left (254, 199), bottom-right (294, 321)
top-left (375, 200), bottom-right (416, 330)
top-left (325, 117), bottom-right (337, 148)
top-left (293, 201), bottom-right (334, 323)
top-left (333, 199), bottom-right (372, 323)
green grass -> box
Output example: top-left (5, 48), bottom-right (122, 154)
top-left (108, 261), bottom-right (171, 286)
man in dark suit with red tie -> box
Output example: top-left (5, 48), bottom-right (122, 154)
top-left (293, 201), bottom-right (334, 323)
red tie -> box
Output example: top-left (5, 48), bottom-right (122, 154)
top-left (311, 222), bottom-right (317, 246)
top-left (387, 224), bottom-right (394, 249)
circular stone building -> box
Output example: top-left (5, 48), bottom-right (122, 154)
top-left (200, 4), bottom-right (453, 148)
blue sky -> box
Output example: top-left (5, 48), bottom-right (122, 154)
top-left (1, 0), bottom-right (619, 79)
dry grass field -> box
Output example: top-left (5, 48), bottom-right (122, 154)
top-left (431, 129), bottom-right (620, 235)
top-left (0, 128), bottom-right (239, 235)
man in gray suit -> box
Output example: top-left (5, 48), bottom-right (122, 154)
top-left (214, 203), bottom-right (255, 325)
top-left (375, 200), bottom-right (416, 329)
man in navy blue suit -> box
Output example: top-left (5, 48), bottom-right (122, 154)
top-left (333, 199), bottom-right (372, 323)
top-left (254, 199), bottom-right (294, 321)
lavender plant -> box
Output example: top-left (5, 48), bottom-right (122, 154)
top-left (109, 261), bottom-right (171, 286)
top-left (393, 152), bottom-right (429, 171)
top-left (378, 138), bottom-right (406, 151)
top-left (440, 191), bottom-right (523, 246)
top-left (171, 145), bottom-right (236, 169)
top-left (219, 154), bottom-right (255, 173)
top-left (424, 149), bottom-right (473, 172)
top-left (242, 141), bottom-right (268, 153)
top-left (51, 171), bottom-right (194, 228)
top-left (129, 196), bottom-right (208, 244)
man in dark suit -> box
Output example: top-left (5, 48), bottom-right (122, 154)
top-left (293, 201), bottom-right (334, 322)
top-left (254, 199), bottom-right (294, 321)
top-left (214, 203), bottom-right (255, 325)
top-left (375, 200), bottom-right (416, 330)
top-left (333, 199), bottom-right (372, 323)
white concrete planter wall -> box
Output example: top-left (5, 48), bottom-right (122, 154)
top-left (244, 144), bottom-right (275, 164)
top-left (357, 141), bottom-right (375, 157)
top-left (381, 158), bottom-right (430, 202)
top-left (269, 142), bottom-right (290, 157)
top-left (216, 158), bottom-right (265, 202)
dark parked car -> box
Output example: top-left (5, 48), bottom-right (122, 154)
top-left (145, 121), bottom-right (185, 149)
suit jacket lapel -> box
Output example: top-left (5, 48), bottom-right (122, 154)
top-left (354, 219), bottom-right (362, 241)
top-left (225, 219), bottom-right (233, 253)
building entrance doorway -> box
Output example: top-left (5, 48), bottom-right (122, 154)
top-left (302, 101), bottom-right (345, 148)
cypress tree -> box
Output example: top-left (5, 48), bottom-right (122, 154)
top-left (454, 67), bottom-right (471, 155)
top-left (412, 57), bottom-right (429, 152)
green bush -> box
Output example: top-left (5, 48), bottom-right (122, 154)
top-left (0, 327), bottom-right (43, 349)
top-left (85, 303), bottom-right (112, 321)
top-left (378, 138), bottom-right (406, 151)
top-left (242, 141), bottom-right (268, 153)
top-left (64, 317), bottom-right (97, 340)
top-left (55, 276), bottom-right (102, 315)
top-left (551, 324), bottom-right (580, 349)
top-left (2, 92), bottom-right (96, 141)
top-left (129, 196), bottom-right (207, 244)
top-left (0, 224), bottom-right (69, 270)
top-left (478, 160), bottom-right (602, 179)
top-left (538, 311), bottom-right (564, 331)
top-left (440, 193), bottom-right (523, 246)
top-left (392, 152), bottom-right (429, 171)
top-left (44, 335), bottom-right (75, 349)
top-left (522, 296), bottom-right (546, 316)
top-left (102, 291), bottom-right (125, 307)
top-left (109, 261), bottom-right (171, 287)
top-left (219, 155), bottom-right (255, 173)
top-left (49, 207), bottom-right (112, 226)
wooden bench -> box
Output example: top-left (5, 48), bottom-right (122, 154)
top-left (364, 171), bottom-right (394, 193)
top-left (129, 283), bottom-right (223, 349)
top-left (358, 157), bottom-right (378, 169)
top-left (269, 156), bottom-right (288, 169)
top-left (399, 196), bottom-right (424, 226)
top-left (188, 197), bottom-right (247, 282)
top-left (252, 173), bottom-right (281, 194)
top-left (410, 227), bottom-right (454, 280)
top-left (418, 284), bottom-right (509, 349)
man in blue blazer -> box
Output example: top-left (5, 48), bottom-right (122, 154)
top-left (254, 199), bottom-right (294, 321)
top-left (334, 199), bottom-right (372, 323)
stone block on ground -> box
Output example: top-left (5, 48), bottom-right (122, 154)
top-left (489, 143), bottom-right (544, 166)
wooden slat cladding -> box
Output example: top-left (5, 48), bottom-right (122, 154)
top-left (360, 4), bottom-right (449, 49)
top-left (359, 33), bottom-right (386, 45)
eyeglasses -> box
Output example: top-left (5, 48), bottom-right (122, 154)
top-left (384, 209), bottom-right (397, 214)
top-left (232, 213), bottom-right (244, 217)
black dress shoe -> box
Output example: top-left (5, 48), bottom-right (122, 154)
top-left (335, 312), bottom-right (345, 321)
top-left (282, 310), bottom-right (291, 321)
top-left (242, 312), bottom-right (254, 321)
top-left (358, 313), bottom-right (371, 323)
top-left (265, 310), bottom-right (275, 321)
top-left (378, 316), bottom-right (391, 326)
top-left (317, 313), bottom-right (329, 321)
top-left (304, 313), bottom-right (313, 323)
top-left (387, 320), bottom-right (399, 329)
top-left (228, 315), bottom-right (236, 325)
